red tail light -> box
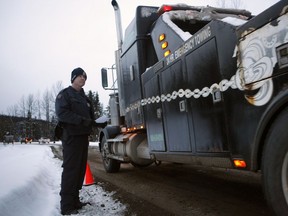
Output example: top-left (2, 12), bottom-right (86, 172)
top-left (158, 5), bottom-right (173, 15)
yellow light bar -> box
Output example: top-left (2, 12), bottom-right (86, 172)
top-left (161, 41), bottom-right (168, 49)
top-left (233, 159), bottom-right (247, 168)
top-left (159, 34), bottom-right (165, 42)
top-left (125, 125), bottom-right (145, 133)
top-left (164, 50), bottom-right (171, 57)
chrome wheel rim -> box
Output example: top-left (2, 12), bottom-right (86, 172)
top-left (101, 141), bottom-right (110, 166)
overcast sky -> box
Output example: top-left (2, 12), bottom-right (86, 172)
top-left (0, 0), bottom-right (280, 115)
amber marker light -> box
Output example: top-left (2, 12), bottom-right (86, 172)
top-left (233, 159), bottom-right (247, 168)
top-left (164, 50), bottom-right (171, 57)
top-left (162, 41), bottom-right (168, 49)
top-left (159, 33), bottom-right (165, 42)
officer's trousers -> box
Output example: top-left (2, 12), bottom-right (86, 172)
top-left (60, 131), bottom-right (89, 212)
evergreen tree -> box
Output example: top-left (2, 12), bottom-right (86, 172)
top-left (86, 91), bottom-right (103, 141)
top-left (86, 90), bottom-right (103, 119)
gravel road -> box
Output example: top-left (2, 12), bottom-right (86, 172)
top-left (85, 146), bottom-right (273, 216)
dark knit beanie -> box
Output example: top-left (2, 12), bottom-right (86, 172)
top-left (71, 67), bottom-right (87, 83)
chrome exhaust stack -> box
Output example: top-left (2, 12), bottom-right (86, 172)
top-left (111, 0), bottom-right (123, 50)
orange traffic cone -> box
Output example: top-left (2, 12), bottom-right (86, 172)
top-left (83, 162), bottom-right (95, 186)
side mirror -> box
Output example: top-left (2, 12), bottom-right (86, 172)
top-left (101, 68), bottom-right (108, 88)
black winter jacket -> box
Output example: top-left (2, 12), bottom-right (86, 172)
top-left (55, 86), bottom-right (94, 136)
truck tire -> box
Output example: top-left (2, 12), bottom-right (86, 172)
top-left (262, 107), bottom-right (288, 216)
top-left (100, 136), bottom-right (120, 173)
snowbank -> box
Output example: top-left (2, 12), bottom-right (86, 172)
top-left (0, 143), bottom-right (126, 216)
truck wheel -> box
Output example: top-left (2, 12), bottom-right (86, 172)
top-left (100, 136), bottom-right (120, 173)
top-left (262, 107), bottom-right (288, 216)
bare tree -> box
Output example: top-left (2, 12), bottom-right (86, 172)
top-left (50, 81), bottom-right (63, 118)
top-left (7, 104), bottom-right (19, 117)
top-left (18, 96), bottom-right (26, 117)
top-left (26, 94), bottom-right (35, 119)
top-left (42, 89), bottom-right (51, 122)
top-left (7, 81), bottom-right (63, 121)
top-left (34, 91), bottom-right (42, 119)
top-left (51, 81), bottom-right (63, 99)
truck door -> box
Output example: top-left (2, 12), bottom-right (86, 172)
top-left (160, 60), bottom-right (194, 152)
top-left (185, 39), bottom-right (228, 153)
top-left (143, 73), bottom-right (166, 152)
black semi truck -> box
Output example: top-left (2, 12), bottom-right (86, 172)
top-left (99, 1), bottom-right (288, 215)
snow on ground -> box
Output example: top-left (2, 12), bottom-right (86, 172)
top-left (0, 142), bottom-right (126, 216)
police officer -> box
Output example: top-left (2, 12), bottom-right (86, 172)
top-left (55, 67), bottom-right (95, 215)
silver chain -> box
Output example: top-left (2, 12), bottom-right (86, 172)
top-left (125, 75), bottom-right (237, 113)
